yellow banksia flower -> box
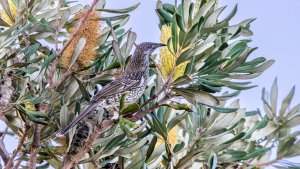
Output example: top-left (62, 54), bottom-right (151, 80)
top-left (174, 61), bottom-right (190, 80)
top-left (61, 10), bottom-right (101, 68)
top-left (159, 25), bottom-right (189, 80)
top-left (0, 0), bottom-right (17, 26)
top-left (156, 127), bottom-right (179, 148)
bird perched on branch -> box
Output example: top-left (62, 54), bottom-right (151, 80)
top-left (61, 42), bottom-right (166, 134)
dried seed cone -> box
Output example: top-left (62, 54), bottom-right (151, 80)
top-left (61, 11), bottom-right (101, 68)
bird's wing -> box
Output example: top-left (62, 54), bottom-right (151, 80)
top-left (91, 73), bottom-right (142, 101)
top-left (60, 74), bottom-right (142, 135)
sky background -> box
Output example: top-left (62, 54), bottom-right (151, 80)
top-left (1, 0), bottom-right (300, 167)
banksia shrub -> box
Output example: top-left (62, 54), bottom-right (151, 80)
top-left (61, 10), bottom-right (101, 68)
top-left (0, 0), bottom-right (300, 169)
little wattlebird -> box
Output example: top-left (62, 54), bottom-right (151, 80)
top-left (60, 42), bottom-right (166, 134)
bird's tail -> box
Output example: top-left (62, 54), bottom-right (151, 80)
top-left (60, 102), bottom-right (99, 135)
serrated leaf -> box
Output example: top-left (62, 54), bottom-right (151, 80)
top-left (96, 3), bottom-right (140, 13)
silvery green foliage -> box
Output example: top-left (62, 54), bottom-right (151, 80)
top-left (0, 0), bottom-right (299, 168)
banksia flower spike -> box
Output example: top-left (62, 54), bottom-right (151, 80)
top-left (0, 0), bottom-right (17, 26)
top-left (61, 10), bottom-right (101, 68)
top-left (159, 25), bottom-right (189, 80)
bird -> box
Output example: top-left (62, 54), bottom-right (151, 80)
top-left (60, 42), bottom-right (166, 134)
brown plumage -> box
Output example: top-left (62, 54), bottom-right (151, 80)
top-left (61, 42), bottom-right (166, 134)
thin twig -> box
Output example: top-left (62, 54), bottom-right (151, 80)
top-left (28, 124), bottom-right (43, 169)
top-left (48, 0), bottom-right (100, 88)
top-left (28, 104), bottom-right (45, 169)
top-left (5, 126), bottom-right (29, 169)
top-left (0, 139), bottom-right (9, 165)
top-left (12, 152), bottom-right (23, 169)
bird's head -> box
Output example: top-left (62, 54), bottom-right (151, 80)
top-left (136, 42), bottom-right (166, 56)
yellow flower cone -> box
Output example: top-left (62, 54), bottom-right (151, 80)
top-left (0, 0), bottom-right (17, 26)
top-left (61, 10), bottom-right (101, 68)
top-left (159, 25), bottom-right (189, 80)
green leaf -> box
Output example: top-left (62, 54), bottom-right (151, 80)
top-left (173, 142), bottom-right (185, 153)
top-left (162, 102), bottom-right (192, 112)
top-left (209, 106), bottom-right (238, 113)
top-left (270, 78), bottom-right (278, 114)
top-left (96, 2), bottom-right (140, 13)
top-left (119, 103), bottom-right (139, 115)
top-left (172, 15), bottom-right (178, 53)
top-left (19, 105), bottom-right (48, 119)
top-left (27, 115), bottom-right (48, 125)
top-left (240, 148), bottom-right (271, 160)
top-left (41, 52), bottom-right (56, 70)
top-left (157, 8), bottom-right (172, 23)
top-left (119, 93), bottom-right (128, 111)
top-left (23, 43), bottom-right (40, 60)
top-left (146, 136), bottom-right (158, 161)
top-left (167, 111), bottom-right (189, 130)
top-left (176, 14), bottom-right (185, 32)
top-left (163, 3), bottom-right (176, 14)
top-left (59, 104), bottom-right (68, 129)
top-left (222, 132), bottom-right (245, 144)
top-left (173, 88), bottom-right (219, 107)
top-left (208, 153), bottom-right (217, 169)
top-left (74, 76), bottom-right (90, 102)
top-left (279, 137), bottom-right (296, 156)
top-left (279, 86), bottom-right (295, 118)
top-left (174, 150), bottom-right (200, 169)
top-left (69, 38), bottom-right (86, 69)
top-left (112, 40), bottom-right (124, 69)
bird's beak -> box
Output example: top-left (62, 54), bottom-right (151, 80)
top-left (156, 43), bottom-right (167, 48)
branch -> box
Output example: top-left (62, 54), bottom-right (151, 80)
top-left (4, 126), bottom-right (29, 169)
top-left (28, 124), bottom-right (43, 169)
top-left (129, 93), bottom-right (171, 121)
top-left (48, 0), bottom-right (100, 88)
top-left (0, 139), bottom-right (9, 165)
